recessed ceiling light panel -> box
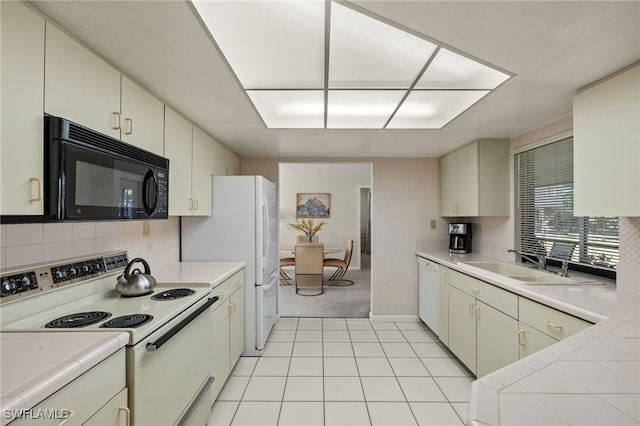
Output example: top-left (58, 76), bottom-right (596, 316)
top-left (327, 90), bottom-right (407, 128)
top-left (247, 90), bottom-right (325, 128)
top-left (416, 48), bottom-right (510, 89)
top-left (328, 2), bottom-right (437, 89)
top-left (192, 0), bottom-right (325, 89)
top-left (387, 90), bottom-right (490, 129)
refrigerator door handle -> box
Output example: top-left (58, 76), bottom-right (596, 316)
top-left (262, 195), bottom-right (270, 268)
top-left (261, 275), bottom-right (277, 292)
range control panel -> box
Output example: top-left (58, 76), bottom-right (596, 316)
top-left (1, 251), bottom-right (128, 302)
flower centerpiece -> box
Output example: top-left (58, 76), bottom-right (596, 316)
top-left (287, 218), bottom-right (326, 242)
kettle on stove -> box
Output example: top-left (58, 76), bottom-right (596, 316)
top-left (115, 258), bottom-right (156, 297)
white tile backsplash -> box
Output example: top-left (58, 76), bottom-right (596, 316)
top-left (1, 217), bottom-right (180, 270)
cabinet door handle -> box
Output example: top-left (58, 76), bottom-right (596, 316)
top-left (468, 302), bottom-right (475, 315)
top-left (544, 320), bottom-right (563, 329)
top-left (470, 287), bottom-right (480, 295)
top-left (29, 177), bottom-right (42, 202)
top-left (189, 198), bottom-right (193, 211)
top-left (518, 330), bottom-right (526, 345)
top-left (475, 306), bottom-right (480, 319)
top-left (125, 118), bottom-right (133, 135)
top-left (119, 407), bottom-right (131, 426)
top-left (57, 410), bottom-right (75, 426)
top-left (194, 198), bottom-right (199, 211)
top-left (113, 112), bottom-right (121, 130)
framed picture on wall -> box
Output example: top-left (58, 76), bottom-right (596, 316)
top-left (296, 193), bottom-right (331, 218)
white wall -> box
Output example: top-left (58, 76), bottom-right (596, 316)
top-left (279, 163), bottom-right (371, 270)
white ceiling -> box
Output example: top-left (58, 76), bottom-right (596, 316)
top-left (29, 1), bottom-right (640, 158)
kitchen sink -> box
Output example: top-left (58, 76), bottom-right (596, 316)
top-left (462, 261), bottom-right (602, 285)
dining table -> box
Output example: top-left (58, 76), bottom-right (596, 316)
top-left (279, 244), bottom-right (343, 255)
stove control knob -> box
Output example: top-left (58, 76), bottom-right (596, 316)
top-left (21, 275), bottom-right (32, 289)
top-left (69, 267), bottom-right (78, 277)
top-left (82, 264), bottom-right (91, 274)
top-left (53, 270), bottom-right (64, 282)
top-left (2, 279), bottom-right (17, 294)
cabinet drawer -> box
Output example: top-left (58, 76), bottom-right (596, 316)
top-left (519, 297), bottom-right (592, 340)
top-left (229, 270), bottom-right (244, 291)
top-left (448, 270), bottom-right (517, 318)
top-left (211, 280), bottom-right (232, 301)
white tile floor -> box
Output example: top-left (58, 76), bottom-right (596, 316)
top-left (208, 318), bottom-right (473, 426)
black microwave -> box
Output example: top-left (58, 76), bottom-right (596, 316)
top-left (44, 116), bottom-right (169, 221)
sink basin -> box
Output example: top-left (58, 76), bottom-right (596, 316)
top-left (463, 261), bottom-right (602, 285)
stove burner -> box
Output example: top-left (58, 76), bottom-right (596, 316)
top-left (45, 311), bottom-right (112, 328)
top-left (100, 314), bottom-right (153, 329)
top-left (151, 288), bottom-right (196, 301)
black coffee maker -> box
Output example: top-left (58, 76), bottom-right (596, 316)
top-left (449, 223), bottom-right (472, 254)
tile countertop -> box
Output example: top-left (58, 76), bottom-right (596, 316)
top-left (0, 331), bottom-right (129, 425)
top-left (152, 261), bottom-right (246, 288)
top-left (415, 249), bottom-right (640, 425)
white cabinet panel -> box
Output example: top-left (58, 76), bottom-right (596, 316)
top-left (120, 76), bottom-right (165, 155)
top-left (1, 2), bottom-right (45, 215)
top-left (164, 107), bottom-right (193, 216)
top-left (45, 22), bottom-right (121, 139)
top-left (476, 300), bottom-right (519, 378)
top-left (573, 64), bottom-right (640, 216)
top-left (440, 139), bottom-right (509, 217)
top-left (448, 285), bottom-right (477, 374)
top-left (192, 126), bottom-right (215, 216)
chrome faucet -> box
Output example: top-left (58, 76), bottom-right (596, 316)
top-left (508, 249), bottom-right (546, 270)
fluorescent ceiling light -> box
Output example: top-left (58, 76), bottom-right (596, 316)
top-left (192, 0), bottom-right (325, 88)
top-left (192, 0), bottom-right (512, 129)
top-left (416, 48), bottom-right (510, 89)
top-left (246, 90), bottom-right (324, 128)
top-left (327, 90), bottom-right (406, 128)
top-left (328, 3), bottom-right (437, 89)
top-left (387, 90), bottom-right (490, 129)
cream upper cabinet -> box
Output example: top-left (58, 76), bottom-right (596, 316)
top-left (573, 64), bottom-right (640, 216)
top-left (192, 126), bottom-right (215, 216)
top-left (1, 1), bottom-right (45, 215)
top-left (45, 23), bottom-right (165, 154)
top-left (440, 139), bottom-right (509, 217)
top-left (164, 108), bottom-right (216, 216)
top-left (45, 22), bottom-right (121, 139)
top-left (120, 76), bottom-right (165, 155)
top-left (164, 107), bottom-right (194, 216)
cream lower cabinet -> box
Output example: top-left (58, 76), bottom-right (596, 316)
top-left (210, 299), bottom-right (231, 401)
top-left (447, 270), bottom-right (519, 377)
top-left (518, 296), bottom-right (592, 358)
top-left (476, 300), bottom-right (519, 377)
top-left (12, 349), bottom-right (127, 425)
top-left (438, 266), bottom-right (450, 346)
top-left (448, 285), bottom-right (477, 373)
top-left (210, 270), bottom-right (245, 402)
top-left (444, 268), bottom-right (593, 377)
top-left (1, 1), bottom-right (45, 215)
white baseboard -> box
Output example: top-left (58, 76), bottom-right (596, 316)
top-left (369, 314), bottom-right (421, 323)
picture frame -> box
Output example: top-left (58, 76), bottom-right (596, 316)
top-left (296, 193), bottom-right (330, 218)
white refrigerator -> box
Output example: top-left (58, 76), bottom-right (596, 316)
top-left (181, 175), bottom-right (278, 356)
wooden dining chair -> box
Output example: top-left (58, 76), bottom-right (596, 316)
top-left (279, 256), bottom-right (295, 285)
top-left (323, 239), bottom-right (354, 286)
top-left (294, 243), bottom-right (324, 296)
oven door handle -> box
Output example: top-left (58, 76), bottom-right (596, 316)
top-left (146, 296), bottom-right (219, 352)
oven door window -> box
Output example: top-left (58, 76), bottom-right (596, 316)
top-left (65, 144), bottom-right (157, 220)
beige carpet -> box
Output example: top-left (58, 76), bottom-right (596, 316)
top-left (278, 255), bottom-right (371, 318)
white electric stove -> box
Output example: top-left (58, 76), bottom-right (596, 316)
top-left (1, 252), bottom-right (218, 426)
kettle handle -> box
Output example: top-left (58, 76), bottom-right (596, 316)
top-left (123, 258), bottom-right (151, 279)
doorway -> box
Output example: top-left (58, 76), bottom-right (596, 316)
top-left (277, 162), bottom-right (372, 318)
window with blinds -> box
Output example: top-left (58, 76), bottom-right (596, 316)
top-left (515, 137), bottom-right (619, 272)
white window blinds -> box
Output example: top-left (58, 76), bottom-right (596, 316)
top-left (515, 137), bottom-right (619, 270)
